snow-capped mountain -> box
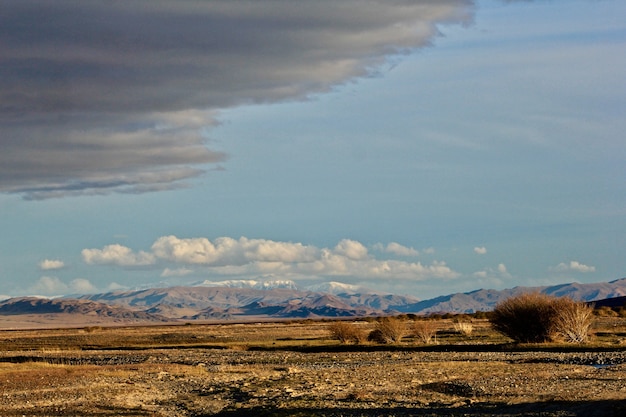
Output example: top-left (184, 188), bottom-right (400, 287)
top-left (303, 281), bottom-right (375, 295)
top-left (193, 279), bottom-right (298, 290)
top-left (193, 279), bottom-right (372, 294)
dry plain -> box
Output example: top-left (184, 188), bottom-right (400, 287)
top-left (1, 317), bottom-right (626, 416)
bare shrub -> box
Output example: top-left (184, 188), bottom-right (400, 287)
top-left (367, 329), bottom-right (387, 344)
top-left (549, 298), bottom-right (593, 343)
top-left (453, 320), bottom-right (473, 337)
top-left (328, 321), bottom-right (366, 344)
top-left (490, 293), bottom-right (558, 343)
top-left (373, 317), bottom-right (406, 344)
top-left (490, 293), bottom-right (593, 343)
top-left (412, 320), bottom-right (438, 344)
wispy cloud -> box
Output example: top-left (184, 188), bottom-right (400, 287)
top-left (68, 278), bottom-right (98, 294)
top-left (0, 1), bottom-right (473, 199)
top-left (161, 268), bottom-right (194, 278)
top-left (28, 276), bottom-right (97, 296)
top-left (29, 277), bottom-right (67, 296)
top-left (83, 235), bottom-right (460, 282)
top-left (471, 263), bottom-right (512, 289)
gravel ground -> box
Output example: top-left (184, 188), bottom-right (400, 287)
top-left (1, 348), bottom-right (626, 416)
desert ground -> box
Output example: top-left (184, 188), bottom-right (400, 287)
top-left (1, 317), bottom-right (626, 416)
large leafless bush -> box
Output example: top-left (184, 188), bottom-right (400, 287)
top-left (490, 293), bottom-right (593, 343)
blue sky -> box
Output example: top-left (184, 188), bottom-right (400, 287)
top-left (1, 0), bottom-right (624, 299)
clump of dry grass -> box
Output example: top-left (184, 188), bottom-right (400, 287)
top-left (412, 320), bottom-right (438, 344)
top-left (369, 317), bottom-right (407, 344)
top-left (328, 321), bottom-right (367, 344)
top-left (453, 320), bottom-right (474, 337)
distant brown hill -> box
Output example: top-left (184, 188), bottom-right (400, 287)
top-left (0, 297), bottom-right (168, 325)
top-left (79, 278), bottom-right (626, 319)
top-left (2, 278), bottom-right (626, 328)
top-left (80, 286), bottom-right (389, 319)
top-left (393, 278), bottom-right (626, 314)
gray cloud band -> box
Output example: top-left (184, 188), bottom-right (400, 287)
top-left (1, 0), bottom-right (472, 199)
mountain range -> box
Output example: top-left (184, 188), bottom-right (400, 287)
top-left (1, 278), bottom-right (626, 327)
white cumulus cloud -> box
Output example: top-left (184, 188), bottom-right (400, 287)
top-left (333, 239), bottom-right (369, 261)
top-left (551, 261), bottom-right (596, 273)
top-left (473, 263), bottom-right (511, 279)
top-left (38, 259), bottom-right (65, 270)
top-left (374, 242), bottom-right (419, 257)
top-left (474, 246), bottom-right (487, 255)
top-left (83, 235), bottom-right (461, 283)
top-left (150, 235), bottom-right (319, 266)
top-left (82, 244), bottom-right (156, 267)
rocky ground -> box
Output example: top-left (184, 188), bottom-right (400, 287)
top-left (1, 348), bottom-right (626, 416)
top-left (1, 319), bottom-right (626, 416)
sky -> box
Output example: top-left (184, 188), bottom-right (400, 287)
top-left (1, 0), bottom-right (625, 300)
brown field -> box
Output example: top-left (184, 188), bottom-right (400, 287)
top-left (1, 317), bottom-right (626, 416)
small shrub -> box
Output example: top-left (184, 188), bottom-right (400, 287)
top-left (490, 293), bottom-right (593, 344)
top-left (373, 317), bottom-right (407, 344)
top-left (412, 320), bottom-right (438, 344)
top-left (367, 329), bottom-right (387, 344)
top-left (328, 321), bottom-right (366, 344)
top-left (549, 297), bottom-right (593, 343)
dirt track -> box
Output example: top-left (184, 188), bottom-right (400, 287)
top-left (1, 347), bottom-right (626, 416)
